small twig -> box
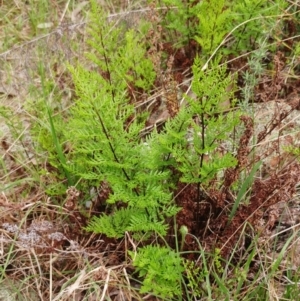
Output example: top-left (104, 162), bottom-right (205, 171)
top-left (59, 0), bottom-right (71, 26)
top-left (100, 268), bottom-right (111, 301)
top-left (29, 248), bottom-right (44, 301)
top-left (49, 253), bottom-right (53, 301)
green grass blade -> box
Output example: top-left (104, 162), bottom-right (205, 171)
top-left (228, 161), bottom-right (262, 225)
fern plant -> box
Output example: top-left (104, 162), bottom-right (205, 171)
top-left (177, 57), bottom-right (239, 185)
top-left (128, 245), bottom-right (184, 298)
top-left (229, 0), bottom-right (288, 54)
top-left (160, 0), bottom-right (287, 61)
top-left (66, 1), bottom-right (179, 238)
top-left (27, 0), bottom-right (246, 299)
top-left (160, 0), bottom-right (199, 47)
top-left (195, 0), bottom-right (231, 58)
top-left (64, 0), bottom-right (242, 239)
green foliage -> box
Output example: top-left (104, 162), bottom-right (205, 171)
top-left (160, 0), bottom-right (231, 55)
top-left (4, 0), bottom-right (300, 299)
top-left (160, 0), bottom-right (199, 46)
top-left (66, 1), bottom-right (179, 238)
top-left (59, 3), bottom-right (245, 297)
top-left (286, 145), bottom-right (300, 161)
top-left (129, 245), bottom-right (184, 298)
top-left (195, 0), bottom-right (231, 57)
top-left (213, 248), bottom-right (224, 274)
top-left (184, 259), bottom-right (207, 298)
top-left (85, 207), bottom-right (170, 238)
top-left (63, 0), bottom-right (241, 240)
top-left (282, 268), bottom-right (300, 300)
top-left (160, 0), bottom-right (287, 60)
top-left (228, 160), bottom-right (262, 224)
top-left (229, 0), bottom-right (288, 54)
top-left (176, 58), bottom-right (239, 185)
top-left (27, 0), bottom-right (288, 297)
top-left (25, 61), bottom-right (74, 191)
top-left (241, 42), bottom-right (268, 107)
top-left (85, 1), bottom-right (155, 93)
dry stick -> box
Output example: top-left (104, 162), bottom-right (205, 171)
top-left (123, 267), bottom-right (131, 293)
top-left (29, 248), bottom-right (44, 301)
top-left (49, 253), bottom-right (53, 301)
top-left (270, 221), bottom-right (300, 239)
top-left (66, 269), bottom-right (86, 297)
top-left (52, 269), bottom-right (86, 301)
top-left (252, 110), bottom-right (300, 148)
top-left (100, 268), bottom-right (112, 301)
top-left (125, 231), bottom-right (137, 260)
top-left (58, 0), bottom-right (71, 27)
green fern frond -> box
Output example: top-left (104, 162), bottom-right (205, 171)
top-left (85, 207), bottom-right (168, 237)
top-left (128, 214), bottom-right (168, 236)
top-left (129, 245), bottom-right (184, 298)
top-left (85, 208), bottom-right (133, 238)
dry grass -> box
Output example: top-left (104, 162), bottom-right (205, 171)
top-left (0, 185), bottom-right (142, 299)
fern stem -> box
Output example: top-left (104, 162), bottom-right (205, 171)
top-left (98, 28), bottom-right (116, 103)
